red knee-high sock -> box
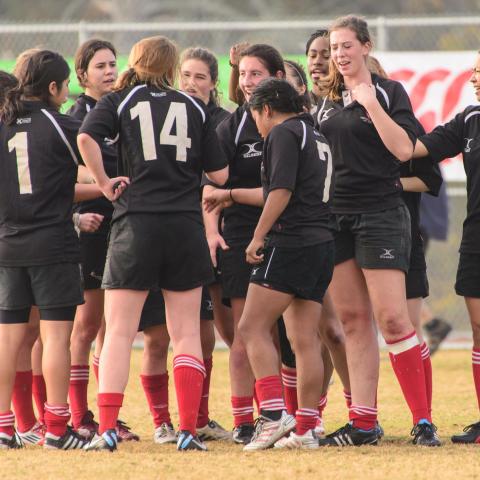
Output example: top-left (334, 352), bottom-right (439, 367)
top-left (231, 396), bottom-right (254, 427)
top-left (253, 382), bottom-right (260, 415)
top-left (0, 411), bottom-right (15, 437)
top-left (32, 375), bottom-right (46, 424)
top-left (97, 393), bottom-right (124, 434)
top-left (343, 390), bottom-right (352, 409)
top-left (140, 373), bottom-right (171, 427)
top-left (173, 355), bottom-right (205, 434)
top-left (256, 375), bottom-right (285, 416)
top-left (12, 370), bottom-right (36, 432)
top-left (349, 404), bottom-right (378, 430)
top-left (421, 342), bottom-right (433, 417)
top-left (92, 355), bottom-right (100, 384)
top-left (44, 403), bottom-right (70, 437)
top-left (281, 368), bottom-right (298, 416)
top-left (472, 349), bottom-right (480, 411)
top-left (296, 408), bottom-right (318, 436)
top-left (387, 331), bottom-right (430, 424)
top-left (197, 357), bottom-right (213, 428)
top-left (69, 365), bottom-right (90, 429)
top-left (318, 394), bottom-right (328, 418)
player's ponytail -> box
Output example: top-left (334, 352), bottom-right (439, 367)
top-left (248, 78), bottom-right (304, 115)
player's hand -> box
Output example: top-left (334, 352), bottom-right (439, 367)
top-left (99, 176), bottom-right (130, 201)
top-left (245, 236), bottom-right (265, 265)
top-left (229, 42), bottom-right (250, 66)
top-left (206, 232), bottom-right (229, 267)
top-left (78, 213), bottom-right (104, 233)
top-left (203, 188), bottom-right (231, 213)
top-left (351, 83), bottom-right (377, 109)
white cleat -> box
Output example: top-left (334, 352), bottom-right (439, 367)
top-left (243, 412), bottom-right (296, 451)
top-left (153, 422), bottom-right (177, 444)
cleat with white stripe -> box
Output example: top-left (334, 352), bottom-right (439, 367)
top-left (197, 419), bottom-right (232, 441)
top-left (318, 423), bottom-right (379, 447)
top-left (84, 429), bottom-right (118, 452)
top-left (153, 422), bottom-right (177, 444)
top-left (19, 421), bottom-right (45, 446)
top-left (176, 430), bottom-right (207, 451)
top-left (243, 412), bottom-right (296, 451)
top-left (44, 426), bottom-right (88, 450)
top-left (282, 429), bottom-right (319, 449)
top-left (0, 430), bottom-right (24, 449)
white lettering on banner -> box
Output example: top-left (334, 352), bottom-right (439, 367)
top-left (377, 51), bottom-right (476, 182)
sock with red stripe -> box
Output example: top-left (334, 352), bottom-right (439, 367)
top-left (98, 393), bottom-right (123, 434)
top-left (92, 355), bottom-right (100, 384)
top-left (12, 370), bottom-right (36, 433)
top-left (173, 355), bottom-right (205, 434)
top-left (0, 411), bottom-right (15, 437)
top-left (349, 404), bottom-right (378, 430)
top-left (32, 375), bottom-right (46, 424)
top-left (343, 390), bottom-right (352, 409)
top-left (281, 367), bottom-right (298, 416)
top-left (388, 331), bottom-right (430, 424)
top-left (197, 356), bottom-right (213, 428)
top-left (44, 403), bottom-right (70, 437)
top-left (296, 408), bottom-right (318, 435)
top-left (69, 365), bottom-right (90, 429)
top-left (140, 373), bottom-right (171, 428)
top-left (318, 394), bottom-right (328, 418)
top-left (421, 342), bottom-right (433, 417)
top-left (472, 349), bottom-right (480, 411)
top-left (231, 396), bottom-right (254, 427)
top-left (256, 375), bottom-right (285, 421)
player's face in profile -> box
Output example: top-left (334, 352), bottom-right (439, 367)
top-left (285, 64), bottom-right (306, 95)
top-left (307, 36), bottom-right (330, 82)
top-left (50, 78), bottom-right (70, 108)
top-left (251, 107), bottom-right (272, 138)
top-left (470, 54), bottom-right (480, 101)
top-left (239, 56), bottom-right (271, 102)
top-left (330, 28), bottom-right (370, 78)
top-left (84, 48), bottom-right (117, 99)
top-left (179, 58), bottom-right (215, 105)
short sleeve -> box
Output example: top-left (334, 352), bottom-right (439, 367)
top-left (202, 118), bottom-right (229, 173)
top-left (388, 82), bottom-right (418, 148)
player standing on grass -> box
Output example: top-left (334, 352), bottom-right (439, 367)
top-left (78, 36), bottom-right (228, 452)
top-left (316, 15), bottom-right (440, 446)
top-left (413, 49), bottom-right (480, 444)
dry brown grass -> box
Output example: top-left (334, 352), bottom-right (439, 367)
top-left (4, 350), bottom-right (480, 480)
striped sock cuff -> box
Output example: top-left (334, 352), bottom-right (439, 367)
top-left (296, 408), bottom-right (318, 418)
top-left (0, 411), bottom-right (15, 427)
top-left (472, 349), bottom-right (480, 365)
top-left (259, 398), bottom-right (285, 412)
top-left (349, 404), bottom-right (378, 417)
top-left (318, 395), bottom-right (328, 408)
top-left (232, 405), bottom-right (255, 416)
top-left (45, 403), bottom-right (70, 417)
top-left (92, 355), bottom-right (100, 367)
top-left (173, 354), bottom-right (206, 378)
top-left (421, 342), bottom-right (430, 360)
top-left (281, 369), bottom-right (297, 388)
top-left (387, 331), bottom-right (419, 355)
top-left (70, 365), bottom-right (90, 382)
top-left (343, 390), bottom-right (352, 401)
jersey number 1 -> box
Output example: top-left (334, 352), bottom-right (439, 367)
top-left (9, 131), bottom-right (32, 194)
top-left (130, 101), bottom-right (192, 162)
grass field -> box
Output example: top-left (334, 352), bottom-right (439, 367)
top-left (4, 349), bottom-right (480, 480)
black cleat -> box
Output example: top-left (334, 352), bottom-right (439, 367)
top-left (376, 421), bottom-right (384, 438)
top-left (411, 422), bottom-right (441, 446)
top-left (176, 430), bottom-right (207, 451)
top-left (424, 318), bottom-right (452, 355)
top-left (451, 421), bottom-right (480, 444)
top-left (232, 423), bottom-right (255, 445)
top-left (44, 426), bottom-right (89, 450)
top-left (0, 430), bottom-right (24, 450)
top-left (318, 423), bottom-right (379, 447)
top-left (84, 429), bottom-right (118, 452)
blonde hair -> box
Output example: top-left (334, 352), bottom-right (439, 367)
top-left (115, 36), bottom-right (178, 91)
top-left (319, 15), bottom-right (372, 102)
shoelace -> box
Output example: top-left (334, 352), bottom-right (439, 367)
top-left (327, 423), bottom-right (352, 439)
top-left (463, 422), bottom-right (480, 433)
top-left (410, 423), bottom-right (436, 439)
top-left (117, 420), bottom-right (131, 431)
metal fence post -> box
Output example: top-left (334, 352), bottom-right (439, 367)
top-left (78, 21), bottom-right (88, 48)
top-left (376, 15), bottom-right (388, 51)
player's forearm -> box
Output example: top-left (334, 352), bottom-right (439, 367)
top-left (77, 133), bottom-right (109, 188)
top-left (231, 187), bottom-right (264, 207)
top-left (253, 188), bottom-right (291, 240)
top-left (400, 176), bottom-right (429, 193)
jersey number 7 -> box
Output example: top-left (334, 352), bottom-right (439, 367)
top-left (130, 101), bottom-right (192, 162)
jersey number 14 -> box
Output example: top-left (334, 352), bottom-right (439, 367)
top-left (130, 101), bottom-right (192, 162)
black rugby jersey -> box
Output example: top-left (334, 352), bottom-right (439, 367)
top-left (261, 113), bottom-right (333, 247)
top-left (206, 101), bottom-right (230, 129)
top-left (401, 120), bottom-right (442, 253)
top-left (215, 104), bottom-right (263, 245)
top-left (316, 73), bottom-right (418, 214)
top-left (420, 105), bottom-right (480, 254)
top-left (80, 85), bottom-right (227, 221)
top-left (0, 101), bottom-right (81, 266)
top-left (68, 93), bottom-right (116, 222)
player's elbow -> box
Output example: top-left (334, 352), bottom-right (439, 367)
top-left (206, 166), bottom-right (229, 186)
top-left (396, 143), bottom-right (414, 163)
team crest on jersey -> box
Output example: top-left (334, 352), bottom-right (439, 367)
top-left (241, 142), bottom-right (262, 158)
top-left (16, 118), bottom-right (31, 124)
top-left (464, 138), bottom-right (474, 152)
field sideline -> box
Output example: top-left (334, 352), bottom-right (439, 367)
top-left (4, 350), bottom-right (480, 480)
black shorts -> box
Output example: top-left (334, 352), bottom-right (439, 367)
top-left (103, 213), bottom-right (214, 291)
top-left (138, 287), bottom-right (214, 332)
top-left (333, 204), bottom-right (411, 273)
top-left (277, 316), bottom-right (296, 368)
top-left (0, 263), bottom-right (83, 323)
top-left (250, 241), bottom-right (334, 304)
top-left (218, 244), bottom-right (253, 300)
top-left (405, 241), bottom-right (428, 299)
top-left (79, 231), bottom-right (108, 290)
top-left (455, 252), bottom-right (480, 298)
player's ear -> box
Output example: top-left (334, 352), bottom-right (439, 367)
top-left (48, 80), bottom-right (58, 97)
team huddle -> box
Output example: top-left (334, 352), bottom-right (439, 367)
top-left (1, 13), bottom-right (480, 453)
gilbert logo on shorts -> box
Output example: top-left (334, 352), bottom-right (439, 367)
top-left (252, 267), bottom-right (260, 275)
top-left (241, 142), bottom-right (262, 158)
top-left (379, 248), bottom-right (395, 260)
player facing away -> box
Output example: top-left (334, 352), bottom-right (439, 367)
top-left (0, 50), bottom-right (104, 450)
top-left (413, 49), bottom-right (480, 444)
top-left (78, 35), bottom-right (228, 452)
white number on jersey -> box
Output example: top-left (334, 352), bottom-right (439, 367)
top-left (8, 131), bottom-right (32, 194)
top-left (130, 101), bottom-right (191, 162)
top-left (316, 140), bottom-right (333, 203)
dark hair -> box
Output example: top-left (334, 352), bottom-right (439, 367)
top-left (0, 71), bottom-right (17, 110)
top-left (2, 50), bottom-right (70, 124)
top-left (248, 78), bottom-right (304, 115)
top-left (74, 39), bottom-right (117, 88)
top-left (239, 44), bottom-right (285, 77)
top-left (180, 46), bottom-right (220, 106)
top-left (305, 29), bottom-right (329, 55)
top-left (284, 60), bottom-right (311, 110)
